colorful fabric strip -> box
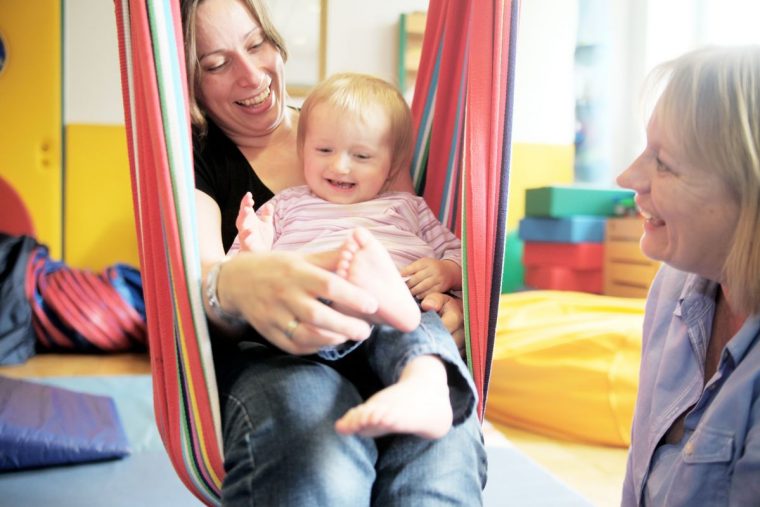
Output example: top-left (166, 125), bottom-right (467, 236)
top-left (409, 0), bottom-right (519, 417)
top-left (115, 0), bottom-right (519, 502)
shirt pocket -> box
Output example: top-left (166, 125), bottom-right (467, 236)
top-left (678, 425), bottom-right (734, 506)
top-left (682, 425), bottom-right (734, 464)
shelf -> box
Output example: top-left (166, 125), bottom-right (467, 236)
top-left (398, 11), bottom-right (427, 94)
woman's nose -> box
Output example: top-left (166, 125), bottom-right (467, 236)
top-left (616, 166), bottom-right (633, 189)
top-left (616, 155), bottom-right (649, 193)
top-left (236, 56), bottom-right (265, 88)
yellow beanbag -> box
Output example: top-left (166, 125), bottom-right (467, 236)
top-left (486, 290), bottom-right (644, 447)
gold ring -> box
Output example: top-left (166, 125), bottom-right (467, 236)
top-left (285, 319), bottom-right (299, 339)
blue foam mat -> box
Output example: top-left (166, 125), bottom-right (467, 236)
top-left (0, 376), bottom-right (201, 507)
top-left (0, 375), bottom-right (591, 506)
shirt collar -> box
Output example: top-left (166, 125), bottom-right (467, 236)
top-left (675, 273), bottom-right (717, 325)
top-left (724, 314), bottom-right (760, 365)
top-left (675, 272), bottom-right (760, 365)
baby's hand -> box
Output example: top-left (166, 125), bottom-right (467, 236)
top-left (400, 258), bottom-right (461, 299)
top-left (235, 192), bottom-right (274, 252)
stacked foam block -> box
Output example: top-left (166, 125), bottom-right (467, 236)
top-left (518, 185), bottom-right (634, 293)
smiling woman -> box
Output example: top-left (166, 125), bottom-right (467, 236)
top-left (617, 113), bottom-right (739, 282)
top-left (617, 45), bottom-right (760, 507)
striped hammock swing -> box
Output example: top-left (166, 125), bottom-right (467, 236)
top-left (114, 0), bottom-right (519, 504)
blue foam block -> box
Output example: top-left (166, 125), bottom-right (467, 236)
top-left (524, 185), bottom-right (635, 217)
top-left (0, 376), bottom-right (130, 470)
top-left (518, 216), bottom-right (606, 243)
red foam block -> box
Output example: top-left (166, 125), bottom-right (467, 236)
top-left (525, 265), bottom-right (603, 293)
top-left (523, 242), bottom-right (604, 269)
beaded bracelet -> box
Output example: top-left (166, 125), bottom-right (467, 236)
top-left (205, 259), bottom-right (246, 327)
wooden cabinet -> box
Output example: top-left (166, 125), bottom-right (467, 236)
top-left (398, 11), bottom-right (426, 96)
top-left (603, 217), bottom-right (660, 298)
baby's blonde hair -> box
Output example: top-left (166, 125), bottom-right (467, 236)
top-left (651, 45), bottom-right (760, 315)
top-left (297, 72), bottom-right (414, 183)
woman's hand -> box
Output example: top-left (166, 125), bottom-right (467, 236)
top-left (217, 250), bottom-right (379, 355)
top-left (420, 292), bottom-right (466, 352)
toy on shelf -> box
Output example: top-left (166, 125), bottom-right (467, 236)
top-left (518, 215), bottom-right (605, 243)
top-left (523, 242), bottom-right (603, 270)
top-left (525, 185), bottom-right (635, 218)
top-left (518, 185), bottom-right (635, 294)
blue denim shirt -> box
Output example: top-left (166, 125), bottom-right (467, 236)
top-left (622, 265), bottom-right (760, 506)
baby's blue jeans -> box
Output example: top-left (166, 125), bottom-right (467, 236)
top-left (215, 310), bottom-right (487, 506)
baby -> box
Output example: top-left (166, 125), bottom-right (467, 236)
top-left (230, 72), bottom-right (474, 439)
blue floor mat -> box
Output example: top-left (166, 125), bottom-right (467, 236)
top-left (0, 375), bottom-right (591, 506)
top-left (0, 376), bottom-right (200, 507)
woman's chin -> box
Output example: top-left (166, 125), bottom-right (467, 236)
top-left (639, 237), bottom-right (665, 264)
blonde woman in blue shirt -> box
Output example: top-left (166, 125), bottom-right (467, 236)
top-left (617, 45), bottom-right (760, 506)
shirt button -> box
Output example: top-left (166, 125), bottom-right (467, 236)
top-left (685, 442), bottom-right (694, 455)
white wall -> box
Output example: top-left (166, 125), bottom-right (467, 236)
top-left (61, 0), bottom-right (578, 149)
top-left (64, 0), bottom-right (124, 125)
top-left (606, 0), bottom-right (760, 178)
top-left (325, 0), bottom-right (577, 146)
top-left (63, 0), bottom-right (431, 125)
top-left (325, 0), bottom-right (428, 82)
top-left (511, 0), bottom-right (576, 145)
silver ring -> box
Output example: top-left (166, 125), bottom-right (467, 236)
top-left (285, 319), bottom-right (299, 339)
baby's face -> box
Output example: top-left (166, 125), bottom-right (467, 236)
top-left (302, 102), bottom-right (394, 204)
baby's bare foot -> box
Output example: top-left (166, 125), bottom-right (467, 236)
top-left (336, 227), bottom-right (420, 332)
top-left (335, 356), bottom-right (452, 439)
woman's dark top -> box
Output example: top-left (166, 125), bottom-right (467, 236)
top-left (192, 119), bottom-right (277, 353)
top-left (193, 120), bottom-right (274, 251)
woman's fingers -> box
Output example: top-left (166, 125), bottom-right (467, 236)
top-left (289, 321), bottom-right (364, 351)
top-left (264, 299), bottom-right (371, 355)
top-left (302, 251), bottom-right (379, 315)
top-left (290, 295), bottom-right (373, 344)
top-left (225, 251), bottom-right (376, 352)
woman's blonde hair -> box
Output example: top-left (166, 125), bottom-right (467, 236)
top-left (297, 73), bottom-right (414, 183)
top-left (652, 45), bottom-right (760, 315)
top-left (180, 0), bottom-right (287, 136)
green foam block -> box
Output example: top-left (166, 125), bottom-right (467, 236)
top-left (525, 185), bottom-right (634, 217)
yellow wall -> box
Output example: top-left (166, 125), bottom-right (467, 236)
top-left (507, 142), bottom-right (575, 230)
top-left (64, 124), bottom-right (139, 270)
top-left (0, 1), bottom-right (62, 258)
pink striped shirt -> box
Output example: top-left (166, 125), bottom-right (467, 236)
top-left (256, 185), bottom-right (461, 270)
